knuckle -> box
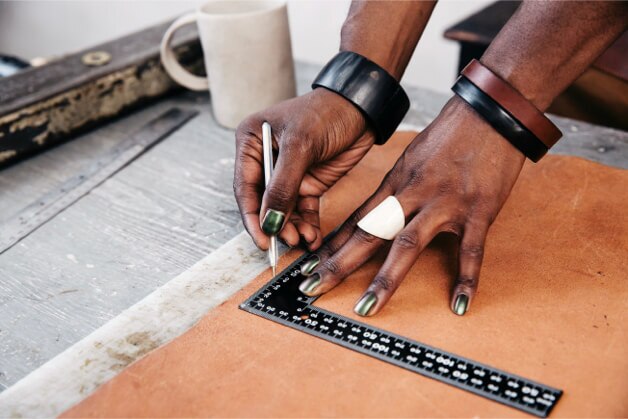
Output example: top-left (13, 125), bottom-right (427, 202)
top-left (235, 119), bottom-right (258, 145)
top-left (394, 231), bottom-right (420, 249)
top-left (441, 221), bottom-right (464, 236)
top-left (322, 258), bottom-right (343, 275)
top-left (234, 120), bottom-right (249, 139)
top-left (235, 134), bottom-right (259, 159)
top-left (406, 166), bottom-right (425, 187)
top-left (456, 275), bottom-right (477, 288)
top-left (372, 275), bottom-right (394, 291)
top-left (265, 184), bottom-right (293, 209)
top-left (321, 241), bottom-right (341, 258)
top-left (460, 243), bottom-right (484, 260)
top-left (233, 178), bottom-right (259, 195)
top-left (232, 175), bottom-right (246, 193)
top-left (353, 228), bottom-right (378, 245)
top-left (466, 215), bottom-right (491, 232)
top-left (455, 276), bottom-right (478, 295)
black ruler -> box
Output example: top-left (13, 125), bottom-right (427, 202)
top-left (240, 253), bottom-right (562, 417)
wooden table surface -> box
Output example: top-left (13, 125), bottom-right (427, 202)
top-left (0, 61), bottom-right (626, 392)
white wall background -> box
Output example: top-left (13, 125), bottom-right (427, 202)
top-left (0, 0), bottom-right (491, 94)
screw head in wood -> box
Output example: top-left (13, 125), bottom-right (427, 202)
top-left (81, 51), bottom-right (111, 67)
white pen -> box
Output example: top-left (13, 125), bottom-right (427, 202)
top-left (261, 122), bottom-right (278, 276)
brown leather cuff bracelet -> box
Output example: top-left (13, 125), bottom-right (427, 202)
top-left (461, 59), bottom-right (562, 149)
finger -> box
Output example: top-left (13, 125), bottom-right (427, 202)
top-left (300, 183), bottom-right (407, 297)
top-left (298, 180), bottom-right (394, 280)
top-left (450, 221), bottom-right (488, 316)
top-left (295, 220), bottom-right (319, 249)
top-left (294, 196), bottom-right (322, 250)
top-left (278, 220), bottom-right (300, 247)
top-left (354, 209), bottom-right (448, 317)
top-left (234, 119), bottom-right (268, 249)
top-left (302, 227), bottom-right (385, 297)
top-left (260, 137), bottom-right (312, 237)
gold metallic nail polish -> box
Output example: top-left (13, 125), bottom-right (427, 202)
top-left (261, 209), bottom-right (285, 235)
top-left (453, 294), bottom-right (469, 316)
top-left (299, 273), bottom-right (321, 296)
top-left (300, 256), bottom-right (320, 276)
top-left (354, 292), bottom-right (377, 317)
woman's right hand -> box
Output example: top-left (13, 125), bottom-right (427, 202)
top-left (234, 88), bottom-right (375, 251)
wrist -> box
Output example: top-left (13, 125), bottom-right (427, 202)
top-left (312, 52), bottom-right (410, 145)
top-left (338, 45), bottom-right (403, 81)
top-left (441, 95), bottom-right (527, 165)
top-left (309, 88), bottom-right (371, 137)
top-left (339, 1), bottom-right (436, 81)
top-left (479, 56), bottom-right (552, 111)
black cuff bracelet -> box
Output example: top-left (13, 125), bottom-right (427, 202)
top-left (312, 51), bottom-right (410, 145)
top-left (452, 76), bottom-right (548, 162)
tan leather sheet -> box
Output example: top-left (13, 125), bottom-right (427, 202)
top-left (64, 132), bottom-right (628, 417)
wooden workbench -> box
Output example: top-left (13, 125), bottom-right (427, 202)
top-left (0, 61), bottom-right (626, 395)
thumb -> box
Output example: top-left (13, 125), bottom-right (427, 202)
top-left (260, 141), bottom-right (311, 236)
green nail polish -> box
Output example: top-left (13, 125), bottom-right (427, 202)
top-left (261, 209), bottom-right (285, 235)
top-left (453, 294), bottom-right (469, 316)
top-left (354, 292), bottom-right (377, 317)
top-left (300, 256), bottom-right (320, 276)
top-left (299, 273), bottom-right (321, 296)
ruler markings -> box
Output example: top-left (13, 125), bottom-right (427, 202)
top-left (240, 253), bottom-right (562, 417)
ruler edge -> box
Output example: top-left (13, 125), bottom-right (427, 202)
top-left (239, 252), bottom-right (563, 418)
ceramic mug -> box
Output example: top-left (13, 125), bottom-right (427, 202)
top-left (160, 0), bottom-right (296, 129)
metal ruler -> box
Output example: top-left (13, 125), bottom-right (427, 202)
top-left (240, 253), bottom-right (562, 417)
top-left (0, 107), bottom-right (198, 255)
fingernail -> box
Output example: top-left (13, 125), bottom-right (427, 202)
top-left (453, 294), bottom-right (469, 316)
top-left (299, 273), bottom-right (321, 296)
top-left (261, 209), bottom-right (285, 235)
top-left (300, 234), bottom-right (314, 245)
top-left (278, 237), bottom-right (292, 249)
top-left (354, 292), bottom-right (377, 317)
top-left (300, 256), bottom-right (320, 276)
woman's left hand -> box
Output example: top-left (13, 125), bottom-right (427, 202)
top-left (298, 96), bottom-right (526, 316)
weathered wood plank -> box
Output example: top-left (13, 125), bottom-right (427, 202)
top-left (0, 231), bottom-right (269, 418)
top-left (0, 92), bottom-right (206, 222)
top-left (0, 100), bottom-right (240, 390)
top-left (0, 19), bottom-right (203, 168)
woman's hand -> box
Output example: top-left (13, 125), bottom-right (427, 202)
top-left (299, 96), bottom-right (526, 316)
top-left (234, 88), bottom-right (375, 251)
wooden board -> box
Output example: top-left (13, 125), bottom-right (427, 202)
top-left (0, 231), bottom-right (271, 417)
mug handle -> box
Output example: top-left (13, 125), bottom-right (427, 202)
top-left (160, 13), bottom-right (209, 91)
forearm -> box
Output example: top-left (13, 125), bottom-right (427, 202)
top-left (340, 0), bottom-right (436, 80)
top-left (481, 1), bottom-right (627, 110)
